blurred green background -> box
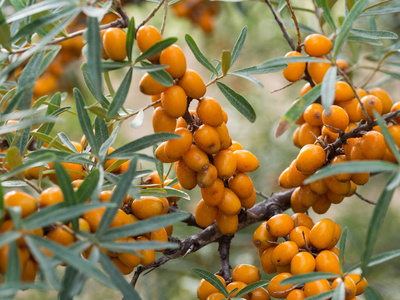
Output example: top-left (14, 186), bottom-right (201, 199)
top-left (13, 0), bottom-right (400, 299)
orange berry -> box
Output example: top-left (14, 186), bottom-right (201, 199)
top-left (298, 122), bottom-right (321, 146)
top-left (358, 95), bottom-right (383, 120)
top-left (326, 190), bottom-right (345, 204)
top-left (215, 211), bottom-right (238, 235)
top-left (182, 144), bottom-right (210, 172)
top-left (271, 241), bottom-right (299, 266)
top-left (300, 83), bottom-right (312, 97)
top-left (291, 213), bottom-right (315, 229)
top-left (304, 279), bottom-right (331, 297)
top-left (47, 225), bottom-right (75, 246)
top-left (282, 51), bottom-right (306, 82)
top-left (140, 73), bottom-right (169, 96)
top-left (118, 238), bottom-right (141, 268)
top-left (346, 274), bottom-right (368, 295)
top-left (164, 127), bottom-right (193, 160)
top-left (213, 149), bottom-right (237, 179)
top-left (161, 85), bottom-right (187, 118)
top-left (290, 187), bottom-right (308, 213)
top-left (315, 250), bottom-right (341, 275)
top-left (287, 160), bottom-right (308, 187)
top-left (194, 124), bottom-right (221, 154)
top-left (260, 247), bottom-right (278, 274)
top-left (267, 273), bottom-right (294, 298)
top-left (309, 218), bottom-right (336, 249)
top-left (178, 69), bottom-right (206, 99)
top-left (390, 101), bottom-right (400, 123)
top-left (232, 264), bottom-right (261, 285)
top-left (307, 57), bottom-right (330, 84)
top-left (102, 28), bottom-right (127, 61)
top-left (299, 184), bottom-right (319, 207)
top-left (201, 178), bottom-right (225, 206)
top-left (360, 131), bottom-right (386, 160)
top-left (234, 150), bottom-right (259, 173)
top-left (289, 226), bottom-right (310, 248)
top-left (196, 97), bottom-right (224, 127)
top-left (206, 292), bottom-right (226, 300)
top-left (253, 221), bottom-right (278, 250)
top-left (332, 276), bottom-right (357, 300)
top-left (195, 199), bottom-right (218, 228)
top-left (369, 87), bottom-right (393, 114)
top-left (312, 194), bottom-right (332, 214)
top-left (20, 259), bottom-right (38, 283)
top-left (267, 213), bottom-right (295, 237)
top-left (250, 287), bottom-right (270, 300)
top-left (136, 25), bottom-right (162, 60)
top-left (159, 44), bottom-right (186, 79)
top-left (38, 187), bottom-right (64, 208)
top-left (175, 159), bottom-right (197, 190)
top-left (322, 105), bottom-right (349, 132)
top-left (331, 154), bottom-right (352, 182)
top-left (309, 179), bottom-right (329, 195)
top-left (335, 81), bottom-right (355, 102)
top-left (218, 188), bottom-right (242, 215)
top-left (240, 189), bottom-right (256, 209)
top-left (100, 29), bottom-right (109, 60)
top-left (304, 34), bottom-right (332, 57)
top-left (296, 144), bottom-right (326, 175)
top-left (155, 142), bottom-right (179, 163)
top-left (338, 98), bottom-right (362, 123)
top-left (303, 103), bottom-right (324, 126)
top-left (291, 251), bottom-right (316, 275)
top-left (215, 123), bottom-right (232, 150)
top-left (228, 173), bottom-right (254, 199)
top-left (227, 281), bottom-right (249, 299)
top-left (131, 196), bottom-right (168, 219)
top-left (337, 60), bottom-right (350, 72)
top-left (279, 167), bottom-right (292, 189)
top-left (4, 190), bottom-right (37, 218)
top-left (324, 176), bottom-right (351, 195)
top-left (197, 164), bottom-right (218, 188)
top-left (351, 172), bottom-right (370, 185)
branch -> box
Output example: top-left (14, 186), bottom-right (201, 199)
top-left (264, 0), bottom-right (295, 50)
top-left (135, 0), bottom-right (166, 35)
top-left (285, 0), bottom-right (301, 52)
top-left (130, 189), bottom-right (293, 287)
top-left (217, 235), bottom-right (233, 283)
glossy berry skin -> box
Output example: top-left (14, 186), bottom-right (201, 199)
top-left (304, 34), bottom-right (332, 57)
top-left (159, 44), bottom-right (186, 78)
top-left (282, 51), bottom-right (306, 82)
top-left (267, 214), bottom-right (295, 237)
top-left (267, 273), bottom-right (294, 299)
top-left (136, 25), bottom-right (162, 60)
top-left (102, 28), bottom-right (127, 62)
top-left (232, 264), bottom-right (261, 285)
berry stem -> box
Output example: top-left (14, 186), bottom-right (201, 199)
top-left (135, 0), bottom-right (167, 37)
top-left (285, 0), bottom-right (302, 52)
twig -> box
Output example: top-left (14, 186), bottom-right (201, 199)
top-left (136, 0), bottom-right (166, 35)
top-left (217, 235), bottom-right (233, 282)
top-left (160, 0), bottom-right (169, 35)
top-left (264, 0), bottom-right (295, 50)
top-left (255, 189), bottom-right (270, 201)
top-left (355, 192), bottom-right (376, 205)
top-left (285, 0), bottom-right (301, 52)
top-left (271, 81), bottom-right (296, 93)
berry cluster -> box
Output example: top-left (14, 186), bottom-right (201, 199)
top-left (278, 33), bottom-right (399, 214)
top-left (254, 213), bottom-right (367, 299)
top-left (172, 0), bottom-right (220, 34)
top-left (197, 264), bottom-right (269, 300)
top-left (136, 25), bottom-right (260, 235)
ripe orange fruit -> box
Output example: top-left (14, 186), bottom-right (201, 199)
top-left (194, 124), bottom-right (221, 154)
top-left (332, 276), bottom-right (357, 300)
top-left (4, 190), bottom-right (37, 218)
top-left (304, 34), bottom-right (332, 57)
top-left (215, 211), bottom-right (238, 235)
top-left (289, 226), bottom-right (311, 248)
top-left (38, 187), bottom-right (64, 208)
top-left (136, 25), bottom-right (162, 60)
top-left (266, 214), bottom-right (294, 237)
top-left (287, 160), bottom-right (308, 187)
top-left (338, 98), bottom-right (362, 123)
top-left (213, 149), bottom-right (237, 179)
top-left (296, 144), bottom-right (326, 175)
top-left (260, 247), bottom-right (278, 274)
top-left (197, 275), bottom-right (226, 300)
top-left (309, 218), bottom-right (336, 249)
top-left (164, 127), bottom-right (193, 160)
top-left (347, 273), bottom-right (368, 295)
top-left (270, 241), bottom-right (299, 266)
top-left (175, 159), bottom-right (198, 190)
top-left (303, 103), bottom-right (324, 126)
top-left (312, 194), bottom-right (332, 214)
top-left (315, 250), bottom-right (341, 275)
top-left (304, 279), bottom-right (331, 296)
top-left (291, 251), bottom-right (316, 275)
top-left (136, 236), bottom-right (156, 266)
top-left (234, 150), bottom-right (259, 173)
top-left (390, 101), bottom-right (400, 123)
top-left (155, 142), bottom-right (179, 163)
top-left (227, 281), bottom-right (249, 299)
top-left (228, 173), bottom-right (254, 199)
top-left (358, 95), bottom-right (383, 120)
top-left (131, 197), bottom-right (168, 219)
top-left (200, 178), bottom-right (225, 206)
top-left (298, 122), bottom-right (321, 146)
top-left (159, 44), bottom-right (186, 79)
top-left (195, 199), bottom-right (218, 228)
top-left (291, 213), bottom-right (315, 229)
top-left (102, 28), bottom-right (127, 62)
top-left (360, 131), bottom-right (386, 160)
top-left (161, 85), bottom-right (187, 118)
top-left (197, 164), bottom-right (218, 188)
top-left (267, 273), bottom-right (294, 298)
top-left (215, 122), bottom-right (232, 150)
top-left (253, 221), bottom-right (278, 250)
top-left (182, 144), bottom-right (210, 172)
top-left (334, 81), bottom-right (355, 102)
top-left (282, 51), bottom-right (306, 82)
top-left (47, 225), bottom-right (75, 246)
top-left (250, 287), bottom-right (270, 300)
top-left (232, 264), bottom-right (261, 285)
top-left (152, 106), bottom-right (177, 133)
top-left (217, 188), bottom-right (241, 215)
top-left (307, 57), bottom-right (331, 84)
top-left (337, 60), bottom-right (350, 71)
top-left (139, 73), bottom-right (169, 95)
top-left (322, 105), bottom-right (350, 132)
top-left (369, 87), bottom-right (393, 114)
top-left (196, 97), bottom-right (224, 127)
top-left (178, 69), bottom-right (206, 99)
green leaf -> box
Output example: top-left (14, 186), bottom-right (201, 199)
top-left (332, 0), bottom-right (369, 60)
top-left (37, 92), bottom-right (62, 147)
top-left (361, 6), bottom-right (400, 16)
top-left (125, 17), bottom-right (136, 62)
top-left (374, 111), bottom-right (400, 163)
top-left (231, 26), bottom-right (247, 67)
top-left (59, 266), bottom-right (81, 300)
top-left (299, 289), bottom-right (337, 300)
top-left (185, 34), bottom-right (218, 74)
top-left (0, 231), bottom-right (21, 249)
top-left (304, 161), bottom-right (398, 184)
top-left (221, 50), bottom-right (232, 76)
top-left (101, 61), bottom-right (131, 72)
top-left (140, 186), bottom-right (190, 201)
top-left (350, 28), bottom-right (398, 40)
top-left (96, 158), bottom-right (137, 236)
top-left (102, 212), bottom-right (190, 241)
top-left (321, 66), bottom-right (337, 111)
top-left (192, 268), bottom-right (229, 297)
top-left (280, 272), bottom-right (339, 285)
top-left (364, 286), bottom-right (384, 300)
top-left (53, 161), bottom-right (77, 212)
top-left (228, 72), bottom-right (264, 88)
top-left (25, 235), bottom-right (61, 289)
top-left (234, 280), bottom-right (269, 298)
top-left (145, 63), bottom-right (174, 87)
top-left (74, 88), bottom-right (99, 155)
top-left (0, 152), bottom-right (56, 181)
top-left (98, 252), bottom-right (141, 300)
top-left (331, 282), bottom-right (345, 300)
top-left (234, 56), bottom-right (326, 76)
top-left (5, 146), bottom-right (23, 174)
top-left (347, 248), bottom-right (400, 272)
top-left (347, 35), bottom-right (383, 46)
top-left (30, 132), bottom-right (74, 153)
top-left (76, 169), bottom-right (100, 204)
top-left (95, 118), bottom-right (110, 153)
top-left (321, 0), bottom-right (337, 30)
top-left (0, 8), bottom-right (11, 51)
top-left (216, 82), bottom-right (256, 123)
top-left (99, 241), bottom-right (178, 253)
top-left (361, 176), bottom-right (395, 276)
top-left (87, 17), bottom-right (103, 102)
top-left (135, 37), bottom-right (177, 63)
top-left (5, 241), bottom-right (20, 283)
top-left (338, 227), bottom-right (348, 275)
top-left (81, 64), bottom-right (110, 108)
top-left (0, 117), bottom-right (60, 135)
top-left (107, 68), bottom-right (133, 118)
top-left (107, 133), bottom-right (180, 159)
top-left (29, 235), bottom-right (114, 289)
